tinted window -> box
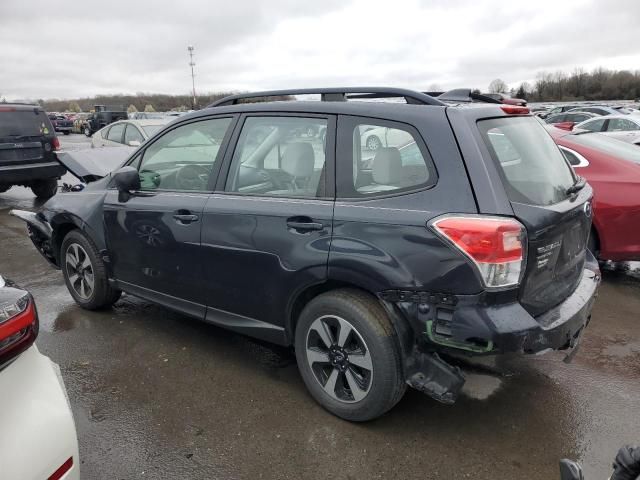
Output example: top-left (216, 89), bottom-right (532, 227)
top-left (479, 117), bottom-right (575, 206)
top-left (352, 123), bottom-right (433, 195)
top-left (225, 116), bottom-right (327, 198)
top-left (107, 123), bottom-right (125, 143)
top-left (546, 114), bottom-right (565, 123)
top-left (137, 117), bottom-right (232, 191)
top-left (580, 118), bottom-right (605, 132)
top-left (0, 109), bottom-right (52, 137)
top-left (124, 124), bottom-right (144, 144)
top-left (569, 114), bottom-right (590, 123)
top-left (561, 149), bottom-right (580, 166)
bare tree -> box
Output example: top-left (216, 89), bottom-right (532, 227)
top-left (127, 104), bottom-right (138, 113)
top-left (488, 78), bottom-right (508, 93)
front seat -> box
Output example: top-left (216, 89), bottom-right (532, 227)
top-left (269, 142), bottom-right (316, 195)
top-left (358, 147), bottom-right (402, 193)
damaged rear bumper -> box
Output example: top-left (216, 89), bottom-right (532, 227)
top-left (382, 252), bottom-right (601, 404)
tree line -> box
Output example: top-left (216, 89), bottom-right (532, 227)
top-left (490, 68), bottom-right (640, 102)
top-left (34, 67), bottom-right (640, 113)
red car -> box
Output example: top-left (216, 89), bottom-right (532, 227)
top-left (547, 126), bottom-right (640, 261)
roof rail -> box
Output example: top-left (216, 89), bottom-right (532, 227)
top-left (207, 87), bottom-right (447, 108)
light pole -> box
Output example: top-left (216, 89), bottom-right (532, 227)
top-left (188, 45), bottom-right (196, 110)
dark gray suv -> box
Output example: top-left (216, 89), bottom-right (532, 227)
top-left (0, 104), bottom-right (65, 198)
top-left (12, 88), bottom-right (600, 421)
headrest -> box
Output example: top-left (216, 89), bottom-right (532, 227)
top-left (372, 147), bottom-right (402, 185)
top-left (281, 143), bottom-right (315, 177)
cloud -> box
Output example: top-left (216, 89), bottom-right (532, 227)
top-left (1, 0), bottom-right (639, 100)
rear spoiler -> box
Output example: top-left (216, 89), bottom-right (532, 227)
top-left (430, 89), bottom-right (503, 104)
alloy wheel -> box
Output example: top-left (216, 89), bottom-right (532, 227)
top-left (65, 243), bottom-right (95, 299)
top-left (305, 315), bottom-right (373, 403)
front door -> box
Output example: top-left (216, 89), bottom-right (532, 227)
top-left (103, 116), bottom-right (234, 317)
top-left (200, 114), bottom-right (335, 338)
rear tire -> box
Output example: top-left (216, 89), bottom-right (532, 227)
top-left (30, 178), bottom-right (58, 199)
top-left (295, 289), bottom-right (406, 421)
top-left (61, 230), bottom-right (121, 310)
top-left (84, 126), bottom-right (91, 137)
top-left (366, 135), bottom-right (382, 151)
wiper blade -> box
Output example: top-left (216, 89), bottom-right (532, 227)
top-left (566, 176), bottom-right (586, 195)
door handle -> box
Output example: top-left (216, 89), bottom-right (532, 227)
top-left (173, 213), bottom-right (199, 224)
top-left (286, 217), bottom-right (324, 232)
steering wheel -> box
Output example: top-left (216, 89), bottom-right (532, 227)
top-left (175, 164), bottom-right (210, 191)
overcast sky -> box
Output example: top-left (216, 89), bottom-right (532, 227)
top-left (2, 0), bottom-right (639, 101)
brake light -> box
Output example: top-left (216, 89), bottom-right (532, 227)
top-left (48, 457), bottom-right (73, 480)
top-left (0, 294), bottom-right (38, 367)
top-left (501, 105), bottom-right (530, 115)
top-left (52, 137), bottom-right (61, 151)
top-left (432, 216), bottom-right (526, 288)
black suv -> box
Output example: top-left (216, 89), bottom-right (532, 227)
top-left (11, 88), bottom-right (600, 421)
top-left (0, 104), bottom-right (65, 198)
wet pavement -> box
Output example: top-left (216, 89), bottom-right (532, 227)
top-left (1, 135), bottom-right (639, 479)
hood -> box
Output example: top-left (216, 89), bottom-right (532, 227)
top-left (56, 146), bottom-right (134, 183)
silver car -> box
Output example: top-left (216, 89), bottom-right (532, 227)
top-left (573, 115), bottom-right (640, 145)
top-left (91, 119), bottom-right (171, 148)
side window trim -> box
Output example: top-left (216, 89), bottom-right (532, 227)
top-left (335, 114), bottom-right (438, 200)
top-left (214, 112), bottom-right (336, 200)
top-left (559, 145), bottom-right (589, 168)
top-left (123, 114), bottom-right (238, 193)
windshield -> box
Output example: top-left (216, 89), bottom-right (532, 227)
top-left (0, 109), bottom-right (52, 137)
top-left (478, 116), bottom-right (576, 206)
top-left (142, 125), bottom-right (164, 136)
top-left (567, 133), bottom-right (640, 165)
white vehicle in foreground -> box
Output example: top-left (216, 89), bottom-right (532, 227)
top-left (91, 118), bottom-right (172, 148)
top-left (0, 275), bottom-right (79, 480)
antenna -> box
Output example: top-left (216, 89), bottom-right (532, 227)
top-left (187, 45), bottom-right (196, 109)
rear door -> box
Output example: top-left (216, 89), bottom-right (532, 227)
top-left (200, 113), bottom-right (335, 339)
top-left (475, 115), bottom-right (593, 316)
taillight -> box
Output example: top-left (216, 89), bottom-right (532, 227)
top-left (0, 293), bottom-right (38, 368)
top-left (48, 457), bottom-right (74, 480)
top-left (432, 215), bottom-right (526, 288)
top-left (52, 136), bottom-right (61, 151)
top-left (501, 105), bottom-right (530, 115)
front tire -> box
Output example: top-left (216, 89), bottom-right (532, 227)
top-left (30, 178), bottom-right (58, 199)
top-left (295, 289), bottom-right (405, 421)
top-left (84, 126), bottom-right (91, 137)
top-left (61, 230), bottom-right (121, 310)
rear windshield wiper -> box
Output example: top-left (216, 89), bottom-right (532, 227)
top-left (566, 176), bottom-right (586, 195)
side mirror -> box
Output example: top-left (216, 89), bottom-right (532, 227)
top-left (112, 166), bottom-right (140, 193)
top-left (128, 140), bottom-right (141, 147)
top-left (559, 459), bottom-right (584, 480)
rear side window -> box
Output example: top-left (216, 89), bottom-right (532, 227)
top-left (344, 120), bottom-right (435, 197)
top-left (0, 109), bottom-right (52, 137)
top-left (124, 124), bottom-right (144, 144)
top-left (478, 117), bottom-right (576, 206)
top-left (225, 116), bottom-right (328, 198)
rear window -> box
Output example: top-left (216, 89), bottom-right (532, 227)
top-left (478, 116), bottom-right (576, 206)
top-left (0, 109), bottom-right (52, 138)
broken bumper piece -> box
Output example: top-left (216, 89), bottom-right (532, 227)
top-left (9, 210), bottom-right (57, 267)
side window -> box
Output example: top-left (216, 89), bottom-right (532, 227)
top-left (137, 117), bottom-right (232, 191)
top-left (225, 116), bottom-right (328, 198)
top-left (608, 119), bottom-right (637, 131)
top-left (581, 119), bottom-right (605, 132)
top-left (351, 122), bottom-right (434, 196)
top-left (124, 124), bottom-right (144, 145)
top-left (560, 146), bottom-right (589, 168)
top-left (107, 123), bottom-right (125, 143)
top-left (550, 114), bottom-right (566, 123)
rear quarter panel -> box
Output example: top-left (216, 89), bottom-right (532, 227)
top-left (329, 108), bottom-right (482, 294)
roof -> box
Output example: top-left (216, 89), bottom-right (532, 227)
top-left (0, 103), bottom-right (44, 111)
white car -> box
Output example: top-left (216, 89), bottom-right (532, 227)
top-left (91, 118), bottom-right (172, 148)
top-left (573, 115), bottom-right (640, 145)
top-left (360, 125), bottom-right (413, 150)
top-left (0, 275), bottom-right (79, 480)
